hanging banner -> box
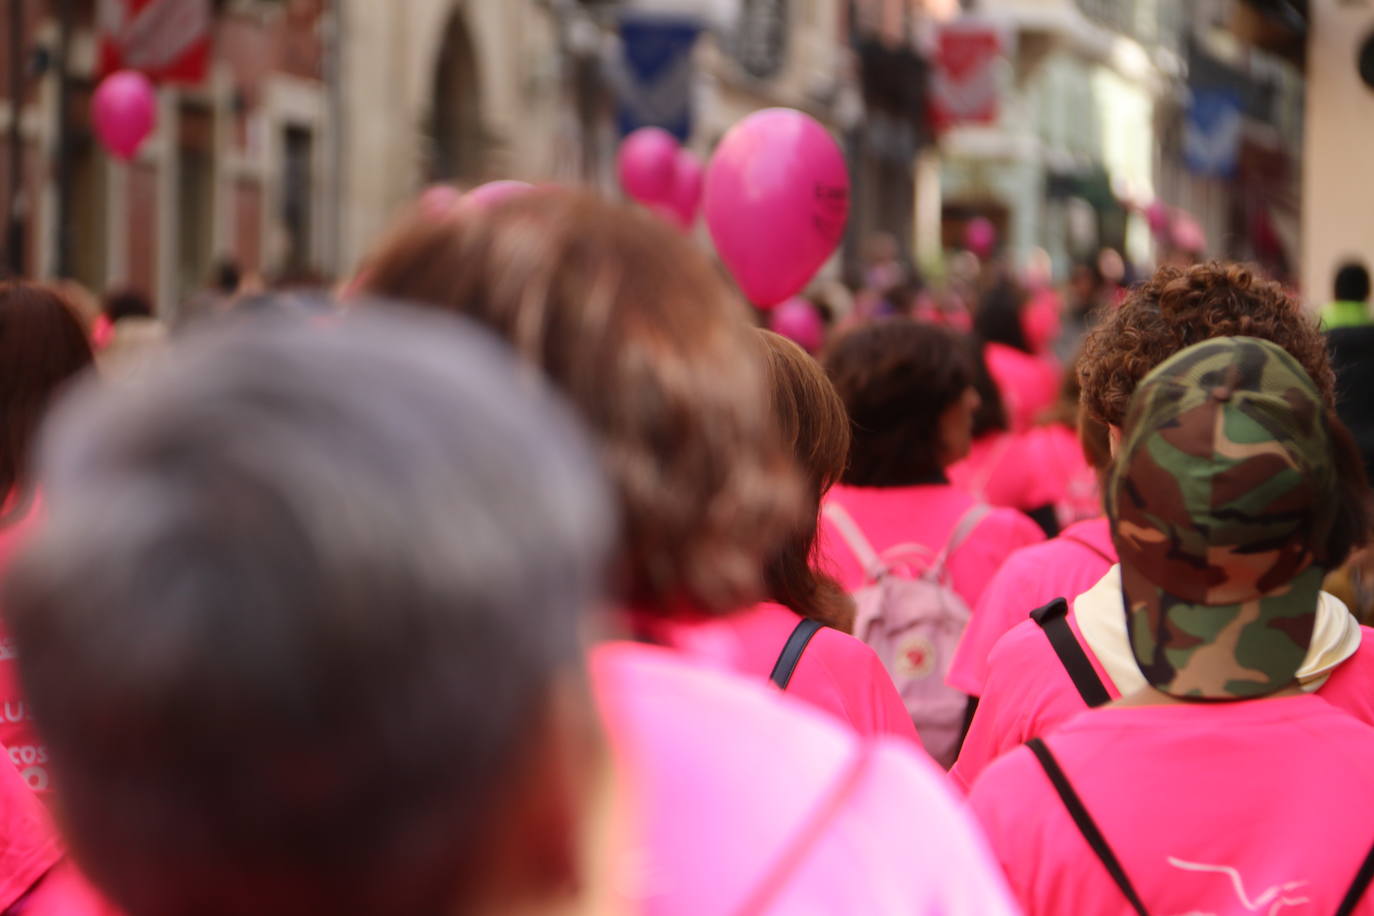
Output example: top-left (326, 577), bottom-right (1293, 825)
top-left (614, 14), bottom-right (702, 142)
top-left (98, 0), bottom-right (212, 84)
top-left (928, 20), bottom-right (1007, 131)
top-left (1184, 88), bottom-right (1243, 179)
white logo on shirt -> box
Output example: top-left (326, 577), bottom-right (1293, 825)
top-left (1166, 858), bottom-right (1310, 915)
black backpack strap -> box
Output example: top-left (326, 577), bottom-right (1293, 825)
top-left (1027, 738), bottom-right (1149, 916)
top-left (1030, 597), bottom-right (1112, 708)
top-left (769, 618), bottom-right (824, 690)
top-left (1336, 838), bottom-right (1374, 916)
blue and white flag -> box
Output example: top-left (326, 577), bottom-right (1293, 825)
top-left (614, 14), bottom-right (702, 141)
top-left (1184, 88), bottom-right (1243, 179)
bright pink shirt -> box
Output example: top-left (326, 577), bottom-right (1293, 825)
top-left (0, 495), bottom-right (47, 794)
top-left (983, 342), bottom-right (1059, 433)
top-left (970, 696), bottom-right (1374, 916)
top-left (592, 642), bottom-right (1019, 915)
top-left (947, 517), bottom-right (1115, 697)
top-left (0, 752), bottom-right (60, 910)
top-left (819, 483), bottom-right (1044, 612)
top-left (953, 612), bottom-right (1374, 792)
top-left (632, 602), bottom-right (918, 744)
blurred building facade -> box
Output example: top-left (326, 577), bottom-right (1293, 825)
top-left (935, 0), bottom-right (1186, 276)
top-left (2, 0), bottom-right (334, 313)
top-left (5, 0), bottom-right (965, 306)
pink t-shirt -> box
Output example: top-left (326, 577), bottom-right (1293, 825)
top-left (0, 495), bottom-right (47, 794)
top-left (952, 610), bottom-right (1374, 793)
top-left (592, 642), bottom-right (1020, 915)
top-left (10, 861), bottom-right (120, 916)
top-left (819, 483), bottom-right (1044, 612)
top-left (983, 342), bottom-right (1059, 433)
top-left (970, 696), bottom-right (1374, 916)
top-left (632, 602), bottom-right (919, 744)
top-left (0, 752), bottom-right (60, 911)
top-left (947, 517), bottom-right (1116, 697)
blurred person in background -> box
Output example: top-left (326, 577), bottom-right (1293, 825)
top-left (952, 261), bottom-right (1374, 789)
top-left (819, 320), bottom-right (1044, 758)
top-left (969, 337), bottom-right (1374, 915)
top-left (975, 278), bottom-right (1060, 434)
top-left (753, 329), bottom-right (918, 737)
top-left (362, 190), bottom-right (917, 743)
top-left (0, 282), bottom-right (95, 796)
top-left (1057, 258), bottom-right (1105, 364)
top-left (948, 342), bottom-right (1074, 537)
top-left (94, 288), bottom-right (166, 379)
top-left (1322, 260), bottom-right (1372, 330)
top-left (4, 305), bottom-right (1019, 916)
top-left (819, 320), bottom-right (1043, 603)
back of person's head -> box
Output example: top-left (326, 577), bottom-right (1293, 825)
top-left (1334, 260), bottom-right (1371, 303)
top-left (2, 306), bottom-right (614, 916)
top-left (756, 329), bottom-right (855, 631)
top-left (0, 282), bottom-right (94, 501)
top-left (102, 288), bottom-right (154, 324)
top-left (825, 319), bottom-right (975, 487)
top-left (973, 278), bottom-right (1030, 353)
top-left (213, 259), bottom-right (242, 295)
top-left (1079, 261), bottom-right (1334, 432)
top-left (1107, 336), bottom-right (1369, 699)
top-left (361, 189), bottom-right (799, 616)
top-left (968, 338), bottom-right (1009, 439)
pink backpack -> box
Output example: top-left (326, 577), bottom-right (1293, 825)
top-left (822, 502), bottom-right (989, 768)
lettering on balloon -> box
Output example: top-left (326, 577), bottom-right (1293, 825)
top-left (812, 182), bottom-right (849, 241)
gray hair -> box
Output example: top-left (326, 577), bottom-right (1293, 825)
top-left (3, 302), bottom-right (613, 916)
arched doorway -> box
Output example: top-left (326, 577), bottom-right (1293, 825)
top-left (428, 10), bottom-right (484, 183)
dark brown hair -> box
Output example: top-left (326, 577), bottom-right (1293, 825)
top-left (1079, 261), bottom-right (1335, 429)
top-left (1323, 412), bottom-right (1372, 568)
top-left (757, 330), bottom-right (855, 632)
top-left (362, 190), bottom-right (800, 615)
top-left (824, 319), bottom-right (973, 487)
top-left (0, 282), bottom-right (94, 504)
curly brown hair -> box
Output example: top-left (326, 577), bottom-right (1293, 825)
top-left (361, 190), bottom-right (800, 616)
top-left (1079, 262), bottom-right (1334, 429)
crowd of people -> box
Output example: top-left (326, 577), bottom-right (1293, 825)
top-left (1, 186), bottom-right (1374, 915)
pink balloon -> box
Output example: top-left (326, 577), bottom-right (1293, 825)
top-left (1145, 201), bottom-right (1171, 236)
top-left (964, 217), bottom-right (997, 258)
top-left (462, 180), bottom-right (535, 210)
top-left (669, 150), bottom-right (705, 227)
top-left (92, 71), bottom-right (157, 161)
top-left (770, 297), bottom-right (826, 353)
top-left (618, 128), bottom-right (680, 204)
top-left (704, 109), bottom-right (850, 308)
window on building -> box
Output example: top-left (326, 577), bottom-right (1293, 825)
top-left (176, 102), bottom-right (216, 305)
top-left (429, 12), bottom-right (484, 183)
top-left (281, 123), bottom-right (314, 278)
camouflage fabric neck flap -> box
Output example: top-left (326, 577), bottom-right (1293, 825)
top-left (1106, 336), bottom-right (1336, 700)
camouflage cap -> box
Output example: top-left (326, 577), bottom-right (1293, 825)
top-left (1106, 336), bottom-right (1337, 700)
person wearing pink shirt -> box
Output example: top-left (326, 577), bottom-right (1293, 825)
top-left (0, 282), bottom-right (95, 796)
top-left (947, 516), bottom-right (1115, 701)
top-left (947, 344), bottom-right (1074, 536)
top-left (819, 320), bottom-right (1044, 613)
top-left (627, 331), bottom-right (917, 742)
top-left (976, 279), bottom-right (1060, 434)
top-left (3, 309), bottom-right (1018, 916)
top-left (954, 262), bottom-right (1368, 789)
top-left (363, 193), bottom-right (918, 743)
top-left (970, 337), bottom-right (1374, 916)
